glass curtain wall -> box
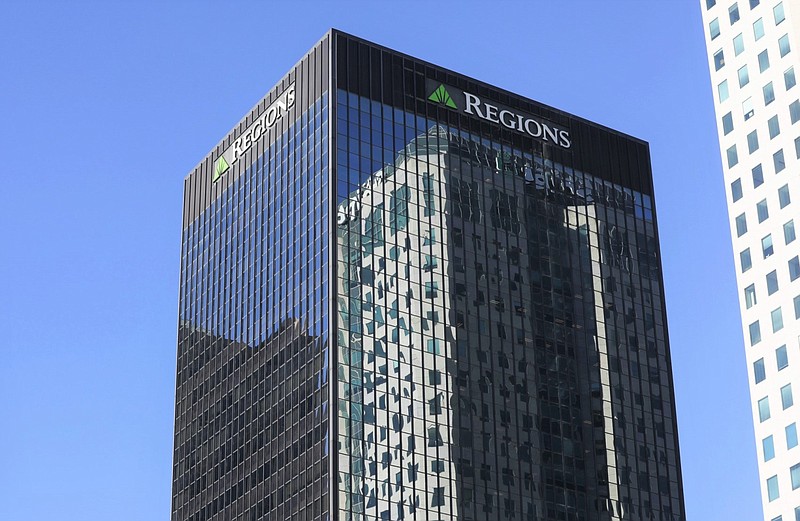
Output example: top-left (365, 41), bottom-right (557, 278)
top-left (173, 91), bottom-right (330, 521)
top-left (334, 84), bottom-right (682, 520)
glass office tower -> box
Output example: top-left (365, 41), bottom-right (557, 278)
top-left (172, 30), bottom-right (686, 521)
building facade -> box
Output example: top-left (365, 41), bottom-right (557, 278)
top-left (700, 1), bottom-right (800, 519)
top-left (172, 30), bottom-right (686, 521)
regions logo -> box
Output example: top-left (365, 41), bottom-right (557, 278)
top-left (213, 155), bottom-right (229, 183)
top-left (425, 79), bottom-right (572, 149)
top-left (428, 84), bottom-right (457, 109)
top-left (211, 82), bottom-right (296, 186)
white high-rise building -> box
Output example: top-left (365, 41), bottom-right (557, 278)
top-left (701, 1), bottom-right (800, 518)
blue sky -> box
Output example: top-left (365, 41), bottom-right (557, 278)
top-left (0, 1), bottom-right (759, 519)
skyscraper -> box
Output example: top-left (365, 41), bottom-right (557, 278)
top-left (700, 0), bottom-right (800, 518)
top-left (172, 30), bottom-right (686, 521)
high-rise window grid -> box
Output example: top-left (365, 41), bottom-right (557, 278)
top-left (176, 29), bottom-right (687, 521)
top-left (702, 1), bottom-right (800, 516)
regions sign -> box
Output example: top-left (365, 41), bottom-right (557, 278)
top-left (213, 83), bottom-right (296, 183)
top-left (426, 82), bottom-right (571, 149)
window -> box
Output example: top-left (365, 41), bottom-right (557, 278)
top-left (427, 426), bottom-right (444, 447)
top-left (774, 149), bottom-right (786, 172)
top-left (748, 130), bottom-right (760, 153)
top-left (430, 487), bottom-right (445, 507)
top-left (795, 295), bottom-right (800, 319)
top-left (423, 254), bottom-right (438, 271)
top-left (739, 65), bottom-right (750, 87)
top-left (789, 256), bottom-right (800, 281)
top-left (389, 185), bottom-right (410, 233)
top-left (707, 0), bottom-right (716, 7)
top-left (426, 338), bottom-right (441, 354)
top-left (745, 283), bottom-right (757, 308)
top-left (780, 185), bottom-right (791, 207)
top-left (759, 49), bottom-right (770, 72)
top-left (743, 96), bottom-right (755, 119)
top-left (787, 67), bottom-right (797, 90)
top-left (787, 423), bottom-right (798, 449)
top-left (422, 172), bottom-right (435, 216)
top-left (774, 2), bottom-right (785, 24)
top-left (736, 213), bottom-right (748, 236)
top-left (722, 112), bottom-right (733, 134)
top-left (772, 307), bottom-right (784, 332)
top-left (725, 145), bottom-right (739, 168)
top-left (719, 79), bottom-right (730, 101)
top-left (754, 18), bottom-right (765, 40)
top-left (710, 18), bottom-right (721, 39)
top-left (777, 345), bottom-right (789, 370)
top-left (750, 320), bottom-right (761, 345)
top-left (753, 164), bottom-right (764, 187)
top-left (759, 396), bottom-right (771, 421)
top-left (734, 33), bottom-right (745, 55)
top-left (731, 178), bottom-right (743, 201)
top-left (763, 234), bottom-right (774, 257)
top-left (753, 358), bottom-right (769, 385)
top-left (727, 144), bottom-right (739, 167)
top-left (780, 34), bottom-right (791, 57)
top-left (790, 100), bottom-right (800, 123)
top-left (713, 49), bottom-right (725, 70)
top-left (768, 115), bottom-right (781, 138)
top-left (729, 3), bottom-right (740, 23)
top-left (767, 475), bottom-right (779, 501)
top-left (794, 463), bottom-right (800, 491)
top-left (741, 247), bottom-right (752, 271)
top-left (757, 199), bottom-right (769, 222)
top-left (755, 358), bottom-right (767, 383)
top-left (362, 204), bottom-right (385, 256)
top-left (784, 220), bottom-right (795, 244)
top-left (764, 435), bottom-right (775, 460)
top-left (782, 383), bottom-right (793, 409)
top-left (424, 281), bottom-right (438, 299)
top-left (797, 136), bottom-right (800, 158)
top-left (767, 270), bottom-right (779, 294)
top-left (764, 82), bottom-right (776, 105)
top-left (749, 0), bottom-right (759, 6)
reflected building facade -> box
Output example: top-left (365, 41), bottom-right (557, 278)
top-left (172, 30), bottom-right (686, 521)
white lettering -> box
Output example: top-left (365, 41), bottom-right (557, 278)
top-left (558, 130), bottom-right (571, 148)
top-left (484, 104), bottom-right (499, 123)
top-left (500, 110), bottom-right (517, 130)
top-left (463, 92), bottom-right (484, 117)
top-left (222, 83), bottom-right (297, 167)
top-left (251, 122), bottom-right (263, 141)
top-left (233, 138), bottom-right (244, 162)
top-left (524, 118), bottom-right (542, 137)
top-left (456, 90), bottom-right (572, 149)
top-left (265, 106), bottom-right (279, 127)
top-left (542, 124), bottom-right (559, 143)
top-left (348, 200), bottom-right (360, 220)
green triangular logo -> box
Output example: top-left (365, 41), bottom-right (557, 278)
top-left (428, 84), bottom-right (457, 109)
top-left (213, 156), bottom-right (229, 183)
